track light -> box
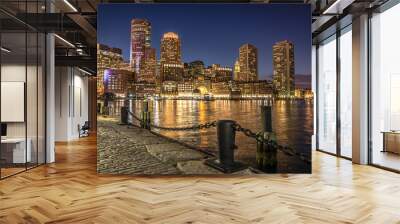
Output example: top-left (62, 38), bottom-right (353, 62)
top-left (54, 34), bottom-right (75, 48)
top-left (1, 47), bottom-right (11, 53)
top-left (323, 0), bottom-right (340, 14)
top-left (63, 0), bottom-right (78, 12)
top-left (78, 68), bottom-right (93, 76)
top-left (322, 0), bottom-right (354, 15)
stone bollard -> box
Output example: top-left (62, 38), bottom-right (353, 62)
top-left (257, 105), bottom-right (278, 172)
top-left (205, 120), bottom-right (246, 173)
top-left (120, 106), bottom-right (128, 125)
top-left (261, 105), bottom-right (272, 132)
top-left (141, 100), bottom-right (151, 129)
top-left (217, 120), bottom-right (236, 168)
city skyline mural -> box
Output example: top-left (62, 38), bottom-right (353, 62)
top-left (98, 4), bottom-right (311, 80)
top-left (97, 4), bottom-right (312, 175)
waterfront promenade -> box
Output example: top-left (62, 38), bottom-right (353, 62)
top-left (97, 116), bottom-right (253, 175)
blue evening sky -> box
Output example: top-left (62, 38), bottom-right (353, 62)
top-left (98, 4), bottom-right (311, 79)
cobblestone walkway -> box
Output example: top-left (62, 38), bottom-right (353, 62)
top-left (97, 117), bottom-right (227, 175)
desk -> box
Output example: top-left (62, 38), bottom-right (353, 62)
top-left (1, 138), bottom-right (31, 163)
top-left (382, 131), bottom-right (400, 154)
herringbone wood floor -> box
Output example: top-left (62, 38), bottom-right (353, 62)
top-left (1, 135), bottom-right (400, 224)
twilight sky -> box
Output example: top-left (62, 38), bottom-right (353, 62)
top-left (98, 4), bottom-right (311, 80)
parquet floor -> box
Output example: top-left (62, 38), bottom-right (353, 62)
top-left (0, 135), bottom-right (400, 223)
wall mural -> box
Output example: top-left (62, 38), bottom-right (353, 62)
top-left (96, 3), bottom-right (312, 175)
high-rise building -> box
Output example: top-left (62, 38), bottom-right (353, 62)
top-left (160, 63), bottom-right (184, 82)
top-left (97, 44), bottom-right (125, 96)
top-left (130, 19), bottom-right (152, 81)
top-left (210, 64), bottom-right (233, 82)
top-left (160, 32), bottom-right (181, 64)
top-left (235, 80), bottom-right (273, 96)
top-left (103, 69), bottom-right (135, 98)
top-left (160, 32), bottom-right (183, 82)
top-left (233, 59), bottom-right (240, 81)
top-left (238, 44), bottom-right (258, 81)
top-left (273, 40), bottom-right (295, 96)
top-left (141, 47), bottom-right (157, 83)
top-left (188, 60), bottom-right (205, 80)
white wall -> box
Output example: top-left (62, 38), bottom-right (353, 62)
top-left (1, 64), bottom-right (27, 139)
top-left (55, 66), bottom-right (69, 141)
top-left (55, 67), bottom-right (89, 141)
top-left (1, 64), bottom-right (26, 81)
top-left (1, 62), bottom-right (46, 164)
top-left (1, 64), bottom-right (42, 137)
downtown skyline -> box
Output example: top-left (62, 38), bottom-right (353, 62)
top-left (98, 4), bottom-right (311, 80)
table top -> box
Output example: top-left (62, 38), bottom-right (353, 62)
top-left (381, 131), bottom-right (400, 134)
top-left (1, 138), bottom-right (30, 143)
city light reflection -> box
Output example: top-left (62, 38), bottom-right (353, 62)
top-left (105, 99), bottom-right (313, 173)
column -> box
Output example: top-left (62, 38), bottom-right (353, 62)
top-left (46, 32), bottom-right (55, 163)
top-left (352, 14), bottom-right (369, 164)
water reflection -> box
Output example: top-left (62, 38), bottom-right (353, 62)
top-left (107, 99), bottom-right (313, 173)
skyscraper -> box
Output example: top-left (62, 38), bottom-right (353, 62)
top-left (210, 64), bottom-right (233, 82)
top-left (130, 19), bottom-right (152, 81)
top-left (188, 60), bottom-right (205, 80)
top-left (141, 47), bottom-right (157, 83)
top-left (273, 40), bottom-right (295, 96)
top-left (238, 44), bottom-right (258, 81)
top-left (103, 69), bottom-right (135, 98)
top-left (97, 44), bottom-right (125, 96)
top-left (160, 32), bottom-right (183, 82)
top-left (233, 59), bottom-right (240, 81)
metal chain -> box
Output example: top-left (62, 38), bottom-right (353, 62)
top-left (275, 144), bottom-right (311, 164)
top-left (150, 120), bottom-right (217, 131)
top-left (233, 122), bottom-right (311, 164)
top-left (128, 110), bottom-right (216, 131)
top-left (232, 123), bottom-right (259, 139)
top-left (127, 110), bottom-right (141, 122)
top-left (127, 110), bottom-right (310, 164)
